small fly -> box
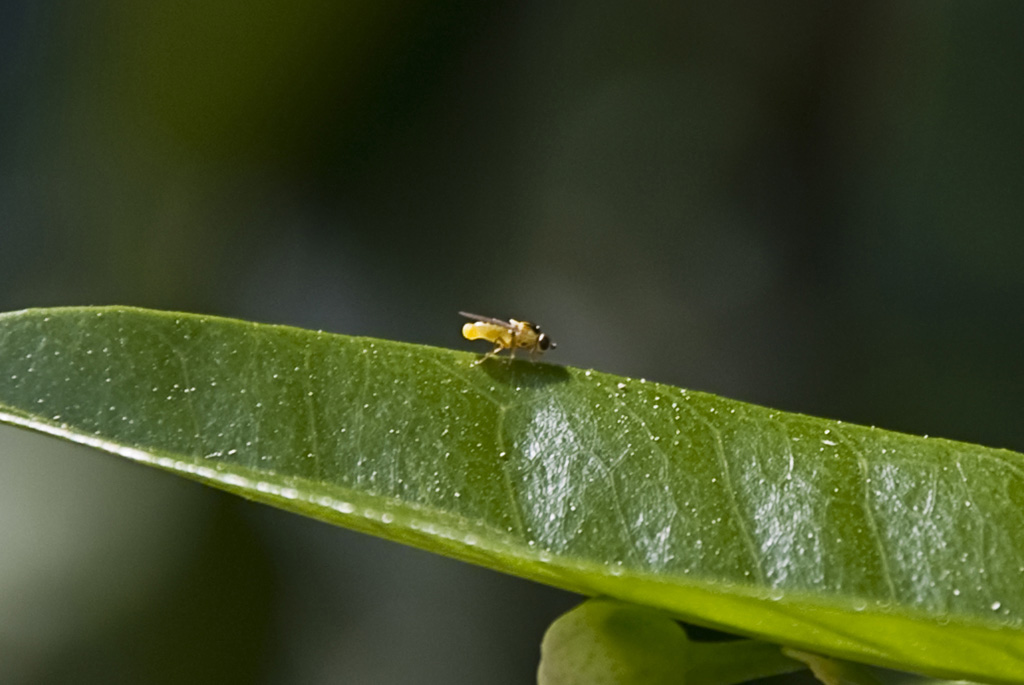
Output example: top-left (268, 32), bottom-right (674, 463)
top-left (459, 312), bottom-right (556, 364)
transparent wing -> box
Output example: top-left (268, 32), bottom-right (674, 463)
top-left (458, 312), bottom-right (514, 330)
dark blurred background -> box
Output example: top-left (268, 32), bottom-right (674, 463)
top-left (2, 2), bottom-right (1023, 683)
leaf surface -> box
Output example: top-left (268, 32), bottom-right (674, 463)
top-left (1, 307), bottom-right (1022, 683)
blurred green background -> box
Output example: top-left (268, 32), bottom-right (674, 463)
top-left (2, 2), bottom-right (1023, 683)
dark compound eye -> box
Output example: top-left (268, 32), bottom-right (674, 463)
top-left (538, 335), bottom-right (551, 350)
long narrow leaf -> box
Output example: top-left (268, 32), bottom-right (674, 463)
top-left (1, 307), bottom-right (1021, 683)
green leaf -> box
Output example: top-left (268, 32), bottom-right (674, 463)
top-left (1, 306), bottom-right (1023, 683)
top-left (781, 647), bottom-right (985, 685)
top-left (538, 598), bottom-right (803, 685)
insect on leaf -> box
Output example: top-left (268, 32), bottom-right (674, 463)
top-left (1, 307), bottom-right (1022, 683)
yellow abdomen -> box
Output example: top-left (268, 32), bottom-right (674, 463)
top-left (462, 322), bottom-right (512, 347)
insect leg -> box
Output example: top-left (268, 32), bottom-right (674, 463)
top-left (472, 342), bottom-right (505, 366)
